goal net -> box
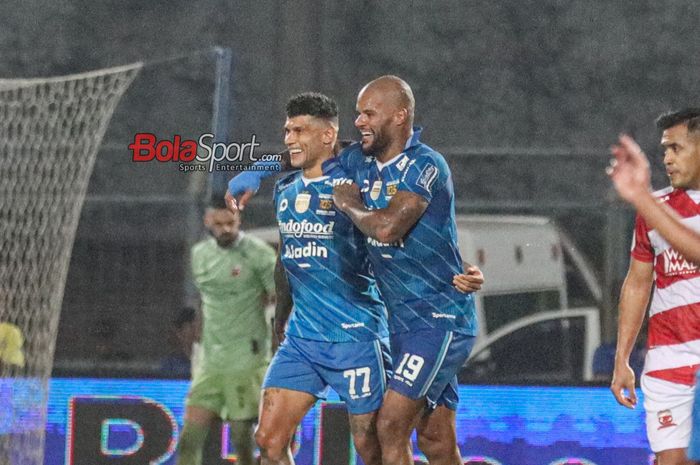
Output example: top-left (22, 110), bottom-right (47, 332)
top-left (0, 64), bottom-right (141, 465)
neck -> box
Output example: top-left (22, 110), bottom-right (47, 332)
top-left (303, 152), bottom-right (333, 178)
top-left (376, 128), bottom-right (412, 163)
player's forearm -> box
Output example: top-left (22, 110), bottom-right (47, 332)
top-left (273, 255), bottom-right (293, 326)
top-left (634, 193), bottom-right (700, 263)
top-left (614, 278), bottom-right (652, 364)
top-left (341, 203), bottom-right (403, 243)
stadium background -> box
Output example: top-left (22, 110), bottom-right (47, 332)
top-left (1, 1), bottom-right (699, 464)
top-left (1, 0), bottom-right (697, 364)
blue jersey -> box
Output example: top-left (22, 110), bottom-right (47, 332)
top-left (274, 171), bottom-right (388, 342)
top-left (338, 129), bottom-right (478, 336)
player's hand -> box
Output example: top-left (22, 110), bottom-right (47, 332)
top-left (332, 182), bottom-right (362, 213)
top-left (453, 265), bottom-right (484, 293)
top-left (225, 189), bottom-right (255, 212)
top-left (608, 134), bottom-right (651, 204)
top-left (610, 362), bottom-right (637, 409)
top-left (227, 171), bottom-right (265, 211)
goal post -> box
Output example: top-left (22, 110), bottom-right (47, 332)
top-left (0, 63), bottom-right (141, 465)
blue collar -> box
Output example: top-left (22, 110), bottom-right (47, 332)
top-left (404, 126), bottom-right (423, 151)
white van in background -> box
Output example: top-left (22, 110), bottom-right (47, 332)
top-left (454, 215), bottom-right (601, 384)
top-left (248, 214), bottom-right (602, 384)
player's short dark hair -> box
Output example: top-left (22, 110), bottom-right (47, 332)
top-left (174, 307), bottom-right (196, 329)
top-left (286, 92), bottom-right (338, 122)
top-left (656, 108), bottom-right (700, 135)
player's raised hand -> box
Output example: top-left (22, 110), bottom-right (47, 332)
top-left (610, 362), bottom-right (638, 409)
top-left (227, 168), bottom-right (270, 211)
top-left (453, 265), bottom-right (484, 293)
top-left (225, 189), bottom-right (255, 212)
top-left (224, 190), bottom-right (238, 212)
top-left (608, 134), bottom-right (652, 204)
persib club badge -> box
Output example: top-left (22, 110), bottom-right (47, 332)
top-left (295, 193), bottom-right (311, 213)
top-left (370, 181), bottom-right (382, 201)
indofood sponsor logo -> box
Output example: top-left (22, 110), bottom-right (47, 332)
top-left (278, 220), bottom-right (335, 239)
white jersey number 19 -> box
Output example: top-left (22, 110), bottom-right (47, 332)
top-left (395, 353), bottom-right (425, 382)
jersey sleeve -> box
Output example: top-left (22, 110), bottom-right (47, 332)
top-left (272, 180), bottom-right (281, 209)
top-left (337, 145), bottom-right (365, 180)
top-left (397, 153), bottom-right (444, 202)
top-left (630, 213), bottom-right (654, 262)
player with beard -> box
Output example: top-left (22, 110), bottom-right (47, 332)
top-left (226, 79), bottom-right (484, 465)
top-left (176, 202), bottom-right (276, 465)
top-left (326, 76), bottom-right (478, 465)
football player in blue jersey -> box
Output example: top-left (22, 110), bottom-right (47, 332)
top-left (254, 93), bottom-right (391, 465)
top-left (226, 80), bottom-right (484, 465)
top-left (329, 76), bottom-right (479, 465)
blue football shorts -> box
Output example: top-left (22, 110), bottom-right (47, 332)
top-left (389, 328), bottom-right (475, 410)
top-left (263, 335), bottom-right (392, 415)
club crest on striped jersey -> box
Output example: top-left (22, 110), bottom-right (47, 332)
top-left (295, 193), bottom-right (311, 213)
top-left (370, 181), bottom-right (382, 200)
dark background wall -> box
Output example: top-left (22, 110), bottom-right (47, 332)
top-left (1, 0), bottom-right (698, 369)
top-left (3, 1), bottom-right (698, 148)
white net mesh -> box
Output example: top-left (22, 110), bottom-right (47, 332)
top-left (0, 64), bottom-right (141, 465)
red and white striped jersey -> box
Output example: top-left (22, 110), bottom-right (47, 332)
top-left (631, 187), bottom-right (700, 386)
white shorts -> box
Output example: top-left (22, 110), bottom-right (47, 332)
top-left (642, 374), bottom-right (695, 452)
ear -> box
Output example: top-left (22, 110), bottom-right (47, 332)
top-left (322, 125), bottom-right (337, 146)
top-left (394, 108), bottom-right (409, 126)
top-left (203, 210), bottom-right (213, 227)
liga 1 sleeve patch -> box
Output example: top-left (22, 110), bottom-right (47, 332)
top-left (416, 163), bottom-right (439, 194)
